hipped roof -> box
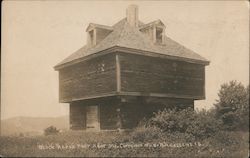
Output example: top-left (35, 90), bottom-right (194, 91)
top-left (54, 18), bottom-right (209, 70)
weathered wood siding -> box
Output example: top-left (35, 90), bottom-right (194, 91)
top-left (69, 96), bottom-right (193, 130)
top-left (100, 103), bottom-right (120, 130)
top-left (69, 97), bottom-right (120, 130)
top-left (97, 97), bottom-right (121, 130)
top-left (59, 53), bottom-right (116, 102)
top-left (86, 105), bottom-right (100, 130)
top-left (119, 53), bottom-right (205, 99)
top-left (70, 102), bottom-right (86, 130)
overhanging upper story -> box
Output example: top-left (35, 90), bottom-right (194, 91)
top-left (54, 5), bottom-right (209, 103)
top-left (58, 51), bottom-right (207, 103)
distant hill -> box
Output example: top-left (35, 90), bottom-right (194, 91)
top-left (1, 116), bottom-right (69, 136)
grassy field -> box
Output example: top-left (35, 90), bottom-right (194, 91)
top-left (0, 129), bottom-right (249, 157)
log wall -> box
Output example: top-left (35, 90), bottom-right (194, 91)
top-left (59, 53), bottom-right (116, 102)
top-left (118, 53), bottom-right (205, 99)
top-left (70, 101), bottom-right (86, 130)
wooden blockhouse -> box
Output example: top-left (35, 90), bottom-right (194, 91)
top-left (54, 5), bottom-right (209, 130)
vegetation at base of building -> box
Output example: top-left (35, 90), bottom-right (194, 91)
top-left (0, 80), bottom-right (249, 157)
top-left (44, 126), bottom-right (60, 136)
top-left (146, 108), bottom-right (222, 140)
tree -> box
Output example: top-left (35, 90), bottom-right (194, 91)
top-left (214, 80), bottom-right (249, 131)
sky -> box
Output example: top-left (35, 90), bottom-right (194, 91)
top-left (1, 1), bottom-right (249, 119)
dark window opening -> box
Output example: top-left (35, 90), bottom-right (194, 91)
top-left (89, 30), bottom-right (94, 45)
top-left (156, 27), bottom-right (163, 44)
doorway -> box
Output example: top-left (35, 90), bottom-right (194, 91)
top-left (86, 105), bottom-right (100, 130)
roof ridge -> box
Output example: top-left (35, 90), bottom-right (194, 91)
top-left (115, 20), bottom-right (130, 47)
top-left (116, 22), bottom-right (158, 50)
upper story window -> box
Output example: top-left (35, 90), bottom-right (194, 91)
top-left (139, 20), bottom-right (166, 45)
top-left (89, 30), bottom-right (95, 46)
top-left (86, 23), bottom-right (113, 47)
top-left (156, 27), bottom-right (163, 44)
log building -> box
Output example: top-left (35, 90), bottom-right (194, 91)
top-left (54, 5), bottom-right (209, 130)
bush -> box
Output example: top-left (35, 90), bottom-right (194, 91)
top-left (130, 126), bottom-right (161, 142)
top-left (19, 133), bottom-right (24, 137)
top-left (44, 126), bottom-right (59, 136)
top-left (148, 108), bottom-right (222, 139)
top-left (214, 80), bottom-right (249, 131)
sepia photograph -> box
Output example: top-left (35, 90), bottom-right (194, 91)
top-left (0, 0), bottom-right (249, 157)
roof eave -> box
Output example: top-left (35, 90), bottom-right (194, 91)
top-left (86, 23), bottom-right (113, 32)
top-left (54, 46), bottom-right (119, 70)
top-left (139, 19), bottom-right (166, 30)
top-left (54, 46), bottom-right (210, 71)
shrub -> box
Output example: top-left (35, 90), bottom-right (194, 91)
top-left (214, 81), bottom-right (249, 131)
top-left (44, 126), bottom-right (59, 136)
top-left (130, 126), bottom-right (161, 142)
top-left (148, 108), bottom-right (222, 139)
top-left (19, 133), bottom-right (24, 137)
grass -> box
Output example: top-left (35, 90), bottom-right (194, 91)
top-left (0, 129), bottom-right (249, 157)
